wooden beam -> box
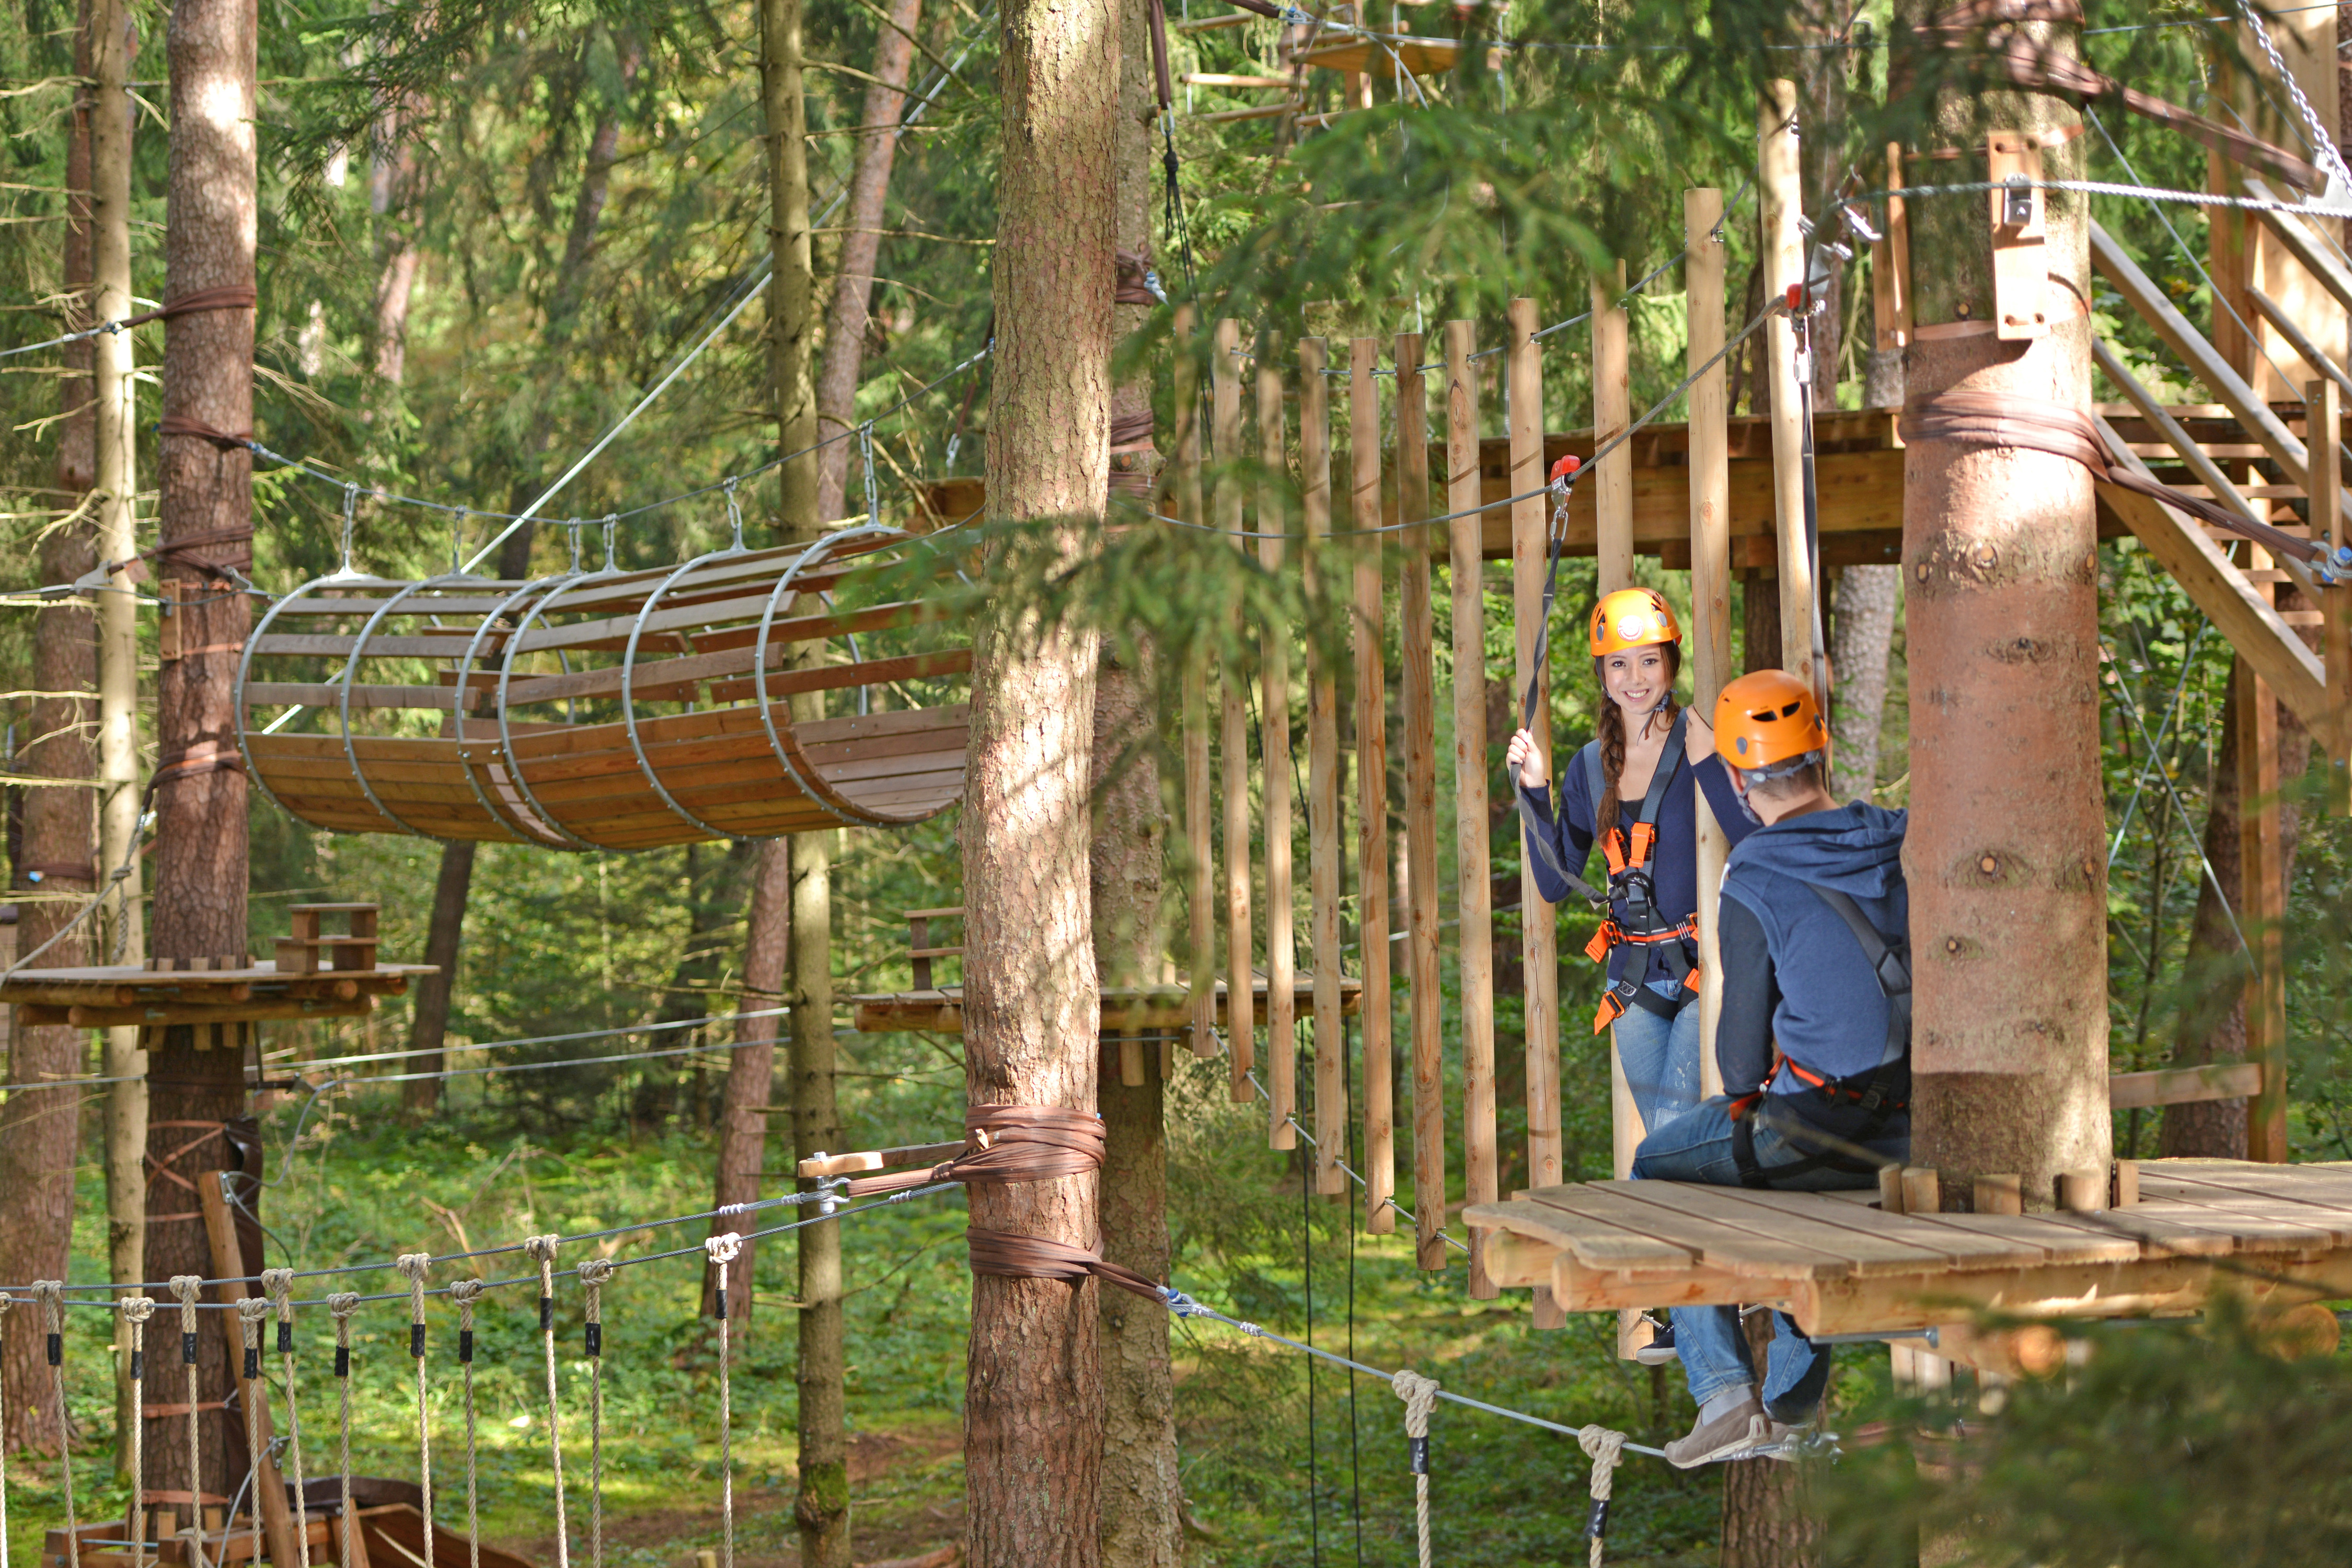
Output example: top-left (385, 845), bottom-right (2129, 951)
top-left (2094, 341), bottom-right (2263, 520)
top-left (2320, 376), bottom-right (2352, 797)
top-left (1686, 187), bottom-right (1732, 1103)
top-left (2244, 178), bottom-right (2352, 318)
top-left (1214, 319), bottom-right (1256, 1099)
top-left (1791, 1249), bottom-right (2352, 1338)
top-left (2250, 285), bottom-right (2352, 401)
top-left (797, 1140), bottom-right (965, 1178)
top-left (2107, 1062), bottom-right (2264, 1111)
top-left (1300, 338), bottom-right (1338, 1156)
top-left (1446, 319), bottom-right (1499, 1298)
top-left (1760, 78), bottom-right (1817, 682)
top-left (1870, 143), bottom-right (1910, 366)
top-left (1591, 259), bottom-right (1633, 593)
top-left (1258, 340), bottom-right (1298, 1128)
top-left (1397, 333), bottom-right (1446, 1268)
top-left (1507, 299), bottom-right (1564, 1308)
top-left (1177, 306), bottom-right (1216, 1059)
top-left (199, 1173), bottom-right (298, 1568)
top-left (2239, 650), bottom-right (2288, 1162)
top-left (1349, 336), bottom-right (1394, 1224)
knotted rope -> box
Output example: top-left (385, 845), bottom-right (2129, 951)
top-left (260, 1270), bottom-right (309, 1568)
top-left (235, 1299), bottom-right (270, 1566)
top-left (168, 1276), bottom-right (205, 1568)
top-left (1577, 1424), bottom-right (1629, 1566)
top-left (448, 1280), bottom-right (486, 1568)
top-left (702, 1236), bottom-right (740, 1568)
top-left (35, 1284), bottom-right (80, 1568)
top-left (120, 1296), bottom-right (155, 1564)
top-left (1391, 1369), bottom-right (1439, 1568)
top-left (394, 1254), bottom-right (436, 1568)
top-left (578, 1260), bottom-right (616, 1568)
top-left (522, 1236), bottom-right (571, 1568)
top-left (327, 1293), bottom-right (361, 1568)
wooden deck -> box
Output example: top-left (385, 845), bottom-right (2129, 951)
top-left (1466, 1160), bottom-right (2352, 1342)
top-left (850, 972), bottom-right (1361, 1035)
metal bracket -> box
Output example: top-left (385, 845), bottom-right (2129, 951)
top-left (1986, 133), bottom-right (2049, 341)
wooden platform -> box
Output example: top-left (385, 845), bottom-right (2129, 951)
top-left (1466, 1160), bottom-right (2352, 1341)
top-left (850, 972), bottom-right (1361, 1035)
top-left (0, 958), bottom-right (428, 1029)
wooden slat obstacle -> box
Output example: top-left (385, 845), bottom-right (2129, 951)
top-left (234, 525), bottom-right (968, 852)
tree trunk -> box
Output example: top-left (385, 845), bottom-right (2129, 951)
top-left (1718, 1317), bottom-right (1819, 1568)
top-left (964, 0), bottom-right (1116, 1554)
top-left (1828, 566), bottom-right (1899, 802)
top-left (814, 0), bottom-right (923, 526)
top-left (1797, 1), bottom-right (1843, 406)
top-left (706, 843), bottom-right (787, 1320)
top-left (370, 136), bottom-right (421, 384)
top-left (2159, 659), bottom-right (2313, 1156)
top-left (1897, 5), bottom-right (2106, 1204)
top-left (146, 0), bottom-right (258, 1507)
top-left (402, 841), bottom-right (476, 1113)
top-left (0, 43), bottom-right (97, 1451)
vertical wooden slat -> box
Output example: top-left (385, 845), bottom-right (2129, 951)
top-left (1301, 340), bottom-right (1338, 1158)
top-left (1177, 305), bottom-right (1217, 1058)
top-left (1445, 319), bottom-right (1498, 1297)
top-left (1259, 342), bottom-right (1298, 1141)
top-left (2325, 371), bottom-right (2352, 804)
top-left (1685, 188), bottom-right (1733, 1104)
top-left (1760, 79), bottom-right (1817, 682)
top-left (1348, 335), bottom-right (1394, 1224)
top-left (1872, 143), bottom-right (1911, 367)
top-left (1590, 259), bottom-right (1634, 595)
top-left (1214, 319), bottom-right (1255, 1099)
top-left (1396, 332), bottom-right (1446, 1270)
top-left (1506, 299), bottom-right (1561, 1200)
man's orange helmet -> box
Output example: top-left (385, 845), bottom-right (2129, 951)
top-left (1589, 587), bottom-right (1681, 658)
top-left (1714, 669), bottom-right (1827, 770)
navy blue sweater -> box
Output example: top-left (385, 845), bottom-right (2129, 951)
top-left (1517, 742), bottom-right (1753, 989)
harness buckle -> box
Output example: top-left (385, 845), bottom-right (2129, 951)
top-left (1584, 920), bottom-right (1620, 964)
top-left (1627, 821), bottom-right (1656, 870)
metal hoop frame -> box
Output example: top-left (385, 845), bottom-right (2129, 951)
top-left (619, 548), bottom-right (754, 843)
top-left (492, 573), bottom-right (606, 852)
top-left (452, 575), bottom-right (584, 848)
top-left (753, 524), bottom-right (912, 829)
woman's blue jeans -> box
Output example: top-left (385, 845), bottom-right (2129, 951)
top-left (1610, 983), bottom-right (1701, 1136)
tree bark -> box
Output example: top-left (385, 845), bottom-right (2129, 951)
top-left (963, 0), bottom-right (1116, 1554)
top-left (789, 828), bottom-right (846, 1565)
top-left (1742, 568), bottom-right (1781, 676)
top-left (1717, 1318), bottom-right (1819, 1568)
top-left (814, 0), bottom-right (923, 526)
top-left (370, 133), bottom-right (421, 384)
top-left (1897, 5), bottom-right (2106, 1204)
top-left (2159, 660), bottom-right (2313, 1157)
top-left (1828, 566), bottom-right (1899, 802)
top-left (706, 843), bottom-right (787, 1322)
top-left (145, 0), bottom-right (258, 1506)
top-left (1798, 1), bottom-right (1843, 406)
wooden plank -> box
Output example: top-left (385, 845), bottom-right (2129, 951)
top-left (1871, 144), bottom-right (1911, 361)
top-left (1350, 335), bottom-right (1393, 1225)
top-left (2108, 1060), bottom-right (2265, 1109)
top-left (1397, 332), bottom-right (1446, 1269)
top-left (1215, 318), bottom-right (1256, 1101)
top-left (1593, 1179), bottom-right (1955, 1276)
top-left (1258, 339), bottom-right (1298, 1131)
top-left (1300, 337), bottom-right (1340, 1151)
top-left (1692, 1186), bottom-right (2061, 1270)
top-left (2126, 1182), bottom-right (2352, 1246)
top-left (2246, 178), bottom-right (2352, 318)
top-left (2323, 374), bottom-right (2352, 783)
top-left (1786, 1249), bottom-right (2352, 1338)
top-left (1760, 78), bottom-right (1817, 685)
top-left (1462, 1197), bottom-right (1702, 1273)
top-left (1445, 319), bottom-right (1498, 1297)
top-left (1507, 298), bottom-right (1562, 1201)
top-left (2238, 637), bottom-right (2289, 1162)
top-left (1527, 1183), bottom-right (1857, 1280)
top-left (2251, 288), bottom-right (2352, 400)
top-left (1686, 187), bottom-right (1733, 1103)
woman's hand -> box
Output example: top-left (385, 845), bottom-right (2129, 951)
top-left (1682, 708), bottom-right (1716, 765)
top-left (1506, 728), bottom-right (1545, 788)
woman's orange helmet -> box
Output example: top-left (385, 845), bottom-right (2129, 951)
top-left (1714, 670), bottom-right (1827, 770)
top-left (1588, 587), bottom-right (1681, 658)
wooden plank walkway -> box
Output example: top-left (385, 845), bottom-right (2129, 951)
top-left (1466, 1160), bottom-right (2352, 1339)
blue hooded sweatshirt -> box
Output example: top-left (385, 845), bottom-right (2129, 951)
top-left (1716, 801), bottom-right (1909, 1098)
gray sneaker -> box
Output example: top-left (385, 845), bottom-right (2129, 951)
top-left (1663, 1394), bottom-right (1773, 1469)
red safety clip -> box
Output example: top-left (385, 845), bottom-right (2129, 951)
top-left (1549, 454), bottom-right (1582, 484)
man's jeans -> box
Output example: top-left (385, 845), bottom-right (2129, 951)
top-left (1630, 1093), bottom-right (1906, 1420)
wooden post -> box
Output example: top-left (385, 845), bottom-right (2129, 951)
top-left (1506, 299), bottom-right (1562, 1197)
top-left (1348, 336), bottom-right (1394, 1224)
top-left (1214, 318), bottom-right (1256, 1096)
top-left (1759, 79), bottom-right (1817, 680)
top-left (1300, 338), bottom-right (1338, 1157)
top-left (1871, 143), bottom-right (1911, 383)
top-left (198, 1174), bottom-right (296, 1568)
top-left (1686, 187), bottom-right (1733, 1102)
top-left (1445, 320), bottom-right (1498, 1296)
top-left (1177, 307), bottom-right (1217, 1058)
top-left (2240, 605), bottom-right (2288, 1162)
top-left (1591, 259), bottom-right (1634, 595)
top-left (2325, 371), bottom-right (2352, 805)
top-left (1258, 344), bottom-right (1298, 1131)
top-left (1396, 333), bottom-right (1446, 1269)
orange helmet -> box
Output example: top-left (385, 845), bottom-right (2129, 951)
top-left (1589, 587), bottom-right (1681, 658)
top-left (1714, 670), bottom-right (1827, 771)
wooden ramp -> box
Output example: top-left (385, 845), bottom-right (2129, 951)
top-left (1466, 1160), bottom-right (2352, 1342)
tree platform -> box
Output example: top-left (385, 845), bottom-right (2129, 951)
top-left (0, 956), bottom-right (428, 1031)
top-left (1466, 1160), bottom-right (2352, 1345)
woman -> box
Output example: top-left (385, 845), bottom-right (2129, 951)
top-left (1505, 587), bottom-right (1749, 1137)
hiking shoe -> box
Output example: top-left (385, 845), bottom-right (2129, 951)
top-left (1632, 1317), bottom-right (1679, 1366)
top-left (1663, 1394), bottom-right (1773, 1469)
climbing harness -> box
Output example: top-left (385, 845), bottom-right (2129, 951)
top-left (1576, 708), bottom-right (1700, 1034)
top-left (1731, 885), bottom-right (1912, 1189)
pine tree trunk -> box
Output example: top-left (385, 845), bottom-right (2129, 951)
top-left (814, 0), bottom-right (923, 526)
top-left (790, 831), bottom-right (848, 1565)
top-left (370, 138), bottom-right (420, 384)
top-left (1828, 566), bottom-right (1899, 802)
top-left (402, 841), bottom-right (476, 1114)
top-left (706, 844), bottom-right (787, 1321)
top-left (1896, 5), bottom-right (2106, 1202)
top-left (963, 0), bottom-right (1116, 1552)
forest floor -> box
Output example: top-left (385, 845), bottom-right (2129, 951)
top-left (7, 1077), bottom-right (1909, 1567)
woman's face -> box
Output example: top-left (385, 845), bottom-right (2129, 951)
top-left (1601, 645), bottom-right (1671, 720)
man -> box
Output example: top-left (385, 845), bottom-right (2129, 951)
top-left (1633, 668), bottom-right (1911, 1468)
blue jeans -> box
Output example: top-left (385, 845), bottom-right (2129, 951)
top-left (1611, 984), bottom-right (1701, 1136)
top-left (1631, 1093), bottom-right (1907, 1420)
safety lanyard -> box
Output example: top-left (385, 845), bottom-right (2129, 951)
top-left (1510, 458), bottom-right (1610, 907)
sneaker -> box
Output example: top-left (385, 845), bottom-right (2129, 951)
top-left (1663, 1394), bottom-right (1773, 1469)
top-left (1633, 1317), bottom-right (1679, 1366)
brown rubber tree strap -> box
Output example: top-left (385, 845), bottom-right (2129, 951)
top-left (846, 1103), bottom-right (1106, 1196)
top-left (1114, 250), bottom-right (1160, 306)
top-left (24, 861), bottom-right (97, 883)
top-left (965, 1228), bottom-right (1166, 1301)
top-left (156, 416), bottom-right (252, 451)
top-left (117, 286), bottom-right (257, 332)
top-left (1109, 410), bottom-right (1157, 451)
top-left (1900, 390), bottom-right (2324, 563)
top-left (152, 742), bottom-right (245, 789)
